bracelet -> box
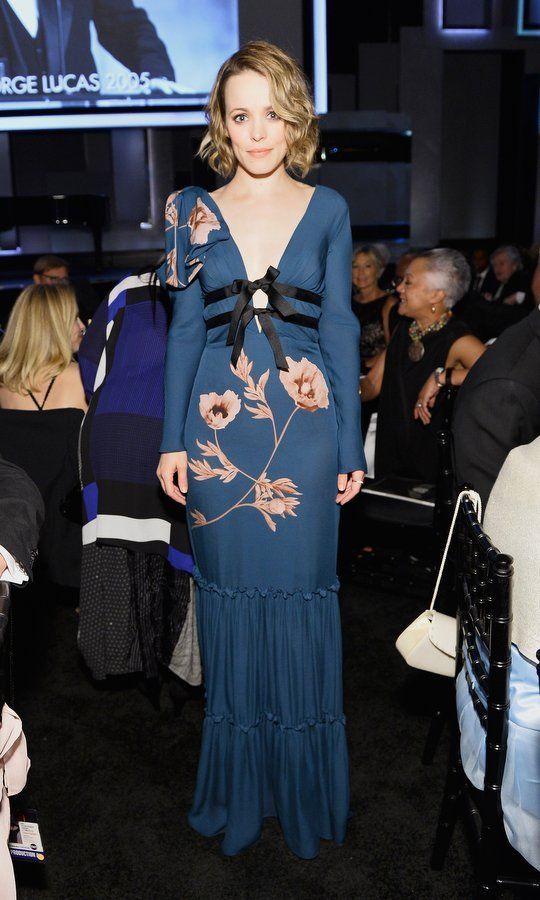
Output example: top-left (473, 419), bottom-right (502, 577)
top-left (445, 366), bottom-right (454, 386)
top-left (434, 366), bottom-right (445, 388)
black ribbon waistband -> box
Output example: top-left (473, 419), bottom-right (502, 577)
top-left (203, 266), bottom-right (321, 372)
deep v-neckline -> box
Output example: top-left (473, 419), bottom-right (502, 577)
top-left (203, 185), bottom-right (318, 281)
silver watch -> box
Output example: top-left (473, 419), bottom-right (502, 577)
top-left (434, 366), bottom-right (445, 388)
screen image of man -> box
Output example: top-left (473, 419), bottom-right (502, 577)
top-left (0, 0), bottom-right (176, 93)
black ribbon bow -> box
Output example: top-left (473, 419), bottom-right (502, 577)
top-left (226, 266), bottom-right (299, 371)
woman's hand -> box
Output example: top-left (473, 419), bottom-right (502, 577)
top-left (157, 451), bottom-right (188, 504)
top-left (414, 373), bottom-right (441, 425)
top-left (336, 470), bottom-right (365, 505)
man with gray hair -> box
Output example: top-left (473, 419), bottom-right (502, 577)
top-left (361, 248), bottom-right (485, 483)
top-left (486, 245), bottom-right (532, 307)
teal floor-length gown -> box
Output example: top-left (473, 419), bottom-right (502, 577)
top-left (160, 183), bottom-right (365, 858)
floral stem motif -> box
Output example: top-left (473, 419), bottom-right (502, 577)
top-left (190, 352), bottom-right (329, 532)
top-left (231, 351), bottom-right (277, 447)
top-left (191, 407), bottom-right (300, 529)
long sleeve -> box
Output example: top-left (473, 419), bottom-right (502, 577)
top-left (0, 455), bottom-right (43, 584)
top-left (453, 379), bottom-right (540, 506)
top-left (161, 279), bottom-right (207, 452)
top-left (78, 297), bottom-right (108, 402)
top-left (319, 201), bottom-right (366, 473)
top-left (0, 546), bottom-right (28, 585)
top-left (160, 191), bottom-right (207, 453)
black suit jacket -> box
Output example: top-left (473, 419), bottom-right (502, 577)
top-left (0, 0), bottom-right (175, 81)
top-left (474, 266), bottom-right (498, 298)
top-left (493, 269), bottom-right (533, 306)
top-left (453, 308), bottom-right (540, 506)
top-left (0, 453), bottom-right (44, 582)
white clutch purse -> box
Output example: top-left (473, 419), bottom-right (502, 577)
top-left (395, 489), bottom-right (482, 678)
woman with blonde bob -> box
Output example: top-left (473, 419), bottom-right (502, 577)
top-left (0, 283), bottom-right (86, 587)
top-left (157, 41), bottom-right (365, 858)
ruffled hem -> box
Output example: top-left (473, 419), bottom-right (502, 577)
top-left (205, 709), bottom-right (346, 733)
top-left (193, 566), bottom-right (339, 600)
top-left (189, 714), bottom-right (349, 858)
top-left (192, 565), bottom-right (347, 857)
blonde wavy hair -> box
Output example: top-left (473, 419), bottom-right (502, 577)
top-left (199, 41), bottom-right (319, 178)
top-left (0, 283), bottom-right (78, 394)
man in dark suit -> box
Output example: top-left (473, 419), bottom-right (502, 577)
top-left (470, 246), bottom-right (498, 298)
top-left (454, 246), bottom-right (534, 342)
top-left (453, 306), bottom-right (540, 506)
top-left (0, 0), bottom-right (175, 85)
top-left (0, 454), bottom-right (43, 585)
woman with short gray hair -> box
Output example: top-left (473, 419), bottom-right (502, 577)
top-left (361, 249), bottom-right (485, 483)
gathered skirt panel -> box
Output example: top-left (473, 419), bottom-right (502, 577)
top-left (189, 574), bottom-right (349, 859)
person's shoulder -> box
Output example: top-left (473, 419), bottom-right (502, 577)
top-left (505, 436), bottom-right (540, 473)
top-left (315, 185), bottom-right (349, 218)
top-left (479, 310), bottom-right (540, 373)
top-left (64, 361), bottom-right (83, 381)
top-left (165, 185), bottom-right (206, 211)
top-left (486, 437), bottom-right (540, 520)
top-left (60, 363), bottom-right (87, 409)
top-left (109, 272), bottom-right (151, 298)
top-left (449, 318), bottom-right (473, 340)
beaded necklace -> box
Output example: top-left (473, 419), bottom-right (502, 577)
top-left (408, 311), bottom-right (452, 362)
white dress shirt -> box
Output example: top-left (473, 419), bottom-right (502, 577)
top-left (6, 0), bottom-right (39, 38)
top-left (475, 267), bottom-right (489, 292)
top-left (0, 546), bottom-right (27, 585)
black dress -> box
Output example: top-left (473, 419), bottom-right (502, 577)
top-left (375, 316), bottom-right (471, 483)
top-left (353, 294), bottom-right (390, 437)
top-left (0, 405), bottom-right (83, 586)
top-left (352, 293), bottom-right (389, 368)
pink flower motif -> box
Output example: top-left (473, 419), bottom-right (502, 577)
top-left (199, 391), bottom-right (241, 430)
top-left (260, 496), bottom-right (300, 519)
top-left (187, 198), bottom-right (221, 246)
top-left (279, 357), bottom-right (329, 412)
top-left (164, 191), bottom-right (180, 229)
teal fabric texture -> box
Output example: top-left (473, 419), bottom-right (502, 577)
top-left (160, 184), bottom-right (364, 858)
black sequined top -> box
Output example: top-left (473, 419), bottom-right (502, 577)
top-left (352, 294), bottom-right (389, 366)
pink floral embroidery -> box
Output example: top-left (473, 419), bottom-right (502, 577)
top-left (164, 191), bottom-right (180, 229)
top-left (189, 351), bottom-right (329, 532)
top-left (279, 357), bottom-right (329, 412)
top-left (164, 191), bottom-right (220, 288)
top-left (187, 198), bottom-right (221, 246)
top-left (199, 391), bottom-right (241, 430)
top-left (165, 247), bottom-right (178, 288)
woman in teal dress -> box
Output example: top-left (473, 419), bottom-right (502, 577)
top-left (158, 41), bottom-right (366, 859)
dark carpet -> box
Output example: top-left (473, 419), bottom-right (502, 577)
top-left (8, 577), bottom-right (492, 899)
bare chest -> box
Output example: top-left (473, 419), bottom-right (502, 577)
top-left (210, 188), bottom-right (316, 284)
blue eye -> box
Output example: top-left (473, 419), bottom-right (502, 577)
top-left (233, 114), bottom-right (247, 123)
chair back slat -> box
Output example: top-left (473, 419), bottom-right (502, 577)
top-left (455, 496), bottom-right (513, 828)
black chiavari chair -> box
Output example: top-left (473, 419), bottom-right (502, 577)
top-left (430, 495), bottom-right (540, 895)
